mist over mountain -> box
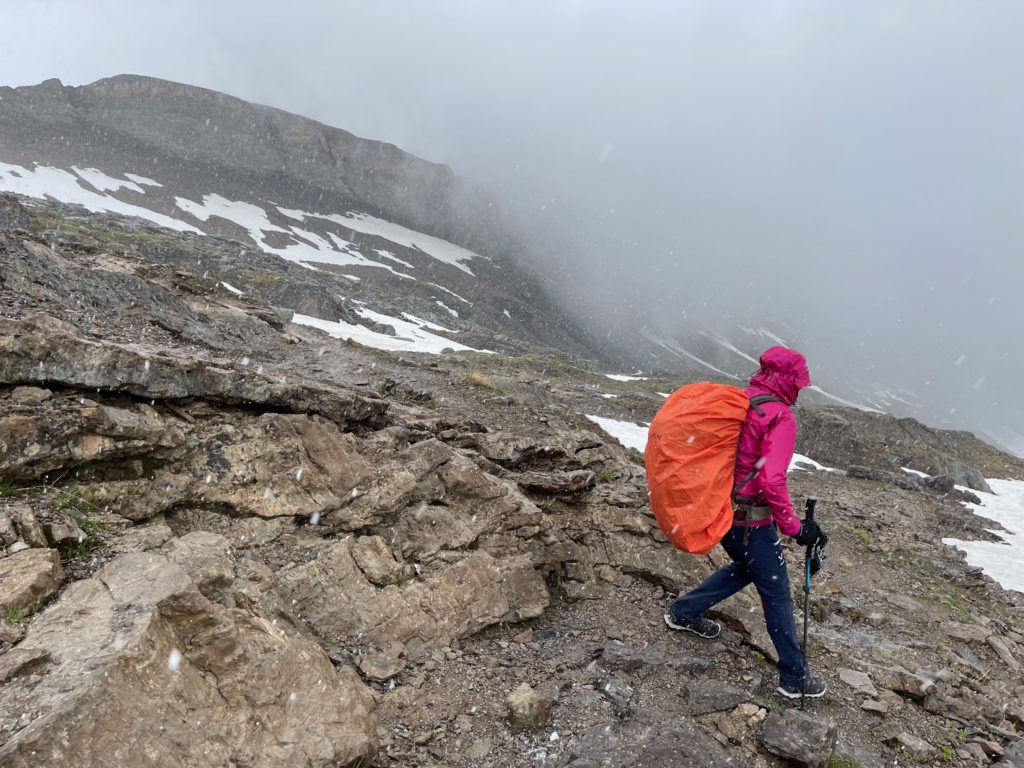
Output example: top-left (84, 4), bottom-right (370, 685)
top-left (1, 1), bottom-right (1022, 454)
top-left (5, 21), bottom-right (1024, 766)
top-left (2, 66), bottom-right (1015, 454)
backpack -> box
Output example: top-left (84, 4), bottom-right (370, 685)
top-left (644, 382), bottom-right (777, 554)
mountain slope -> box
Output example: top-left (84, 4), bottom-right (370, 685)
top-left (0, 75), bottom-right (598, 361)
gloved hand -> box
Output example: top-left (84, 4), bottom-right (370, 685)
top-left (794, 518), bottom-right (823, 547)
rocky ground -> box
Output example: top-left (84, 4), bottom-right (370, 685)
top-left (2, 195), bottom-right (1024, 767)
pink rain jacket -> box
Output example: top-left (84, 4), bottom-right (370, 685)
top-left (733, 346), bottom-right (812, 537)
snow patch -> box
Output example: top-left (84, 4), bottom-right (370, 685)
top-left (0, 162), bottom-right (199, 232)
top-left (430, 283), bottom-right (473, 305)
top-left (176, 194), bottom-right (288, 244)
top-left (604, 373), bottom-right (648, 382)
top-left (72, 166), bottom-right (144, 194)
top-left (281, 209), bottom-right (483, 275)
top-left (375, 249), bottom-right (416, 269)
top-left (124, 173), bottom-right (162, 187)
top-left (788, 454), bottom-right (835, 473)
top-left (943, 479), bottom-right (1024, 593)
top-left (291, 309), bottom-right (491, 356)
top-left (585, 415), bottom-right (648, 453)
top-left (220, 281), bottom-right (244, 296)
top-left (435, 300), bottom-right (459, 318)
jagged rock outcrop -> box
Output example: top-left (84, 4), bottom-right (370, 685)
top-left (0, 550), bottom-right (377, 767)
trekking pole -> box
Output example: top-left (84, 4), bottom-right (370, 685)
top-left (801, 496), bottom-right (817, 712)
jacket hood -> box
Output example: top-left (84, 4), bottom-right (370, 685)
top-left (748, 346), bottom-right (811, 406)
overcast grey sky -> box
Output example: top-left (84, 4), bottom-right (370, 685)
top-left (3, 1), bottom-right (1023, 452)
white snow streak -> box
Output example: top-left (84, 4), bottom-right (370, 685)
top-left (291, 309), bottom-right (491, 355)
top-left (124, 173), bottom-right (162, 187)
top-left (435, 300), bottom-right (459, 318)
top-left (277, 208), bottom-right (482, 275)
top-left (72, 166), bottom-right (144, 194)
top-left (0, 162), bottom-right (199, 232)
top-left (604, 373), bottom-right (648, 382)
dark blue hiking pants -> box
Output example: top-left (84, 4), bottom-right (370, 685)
top-left (669, 524), bottom-right (806, 688)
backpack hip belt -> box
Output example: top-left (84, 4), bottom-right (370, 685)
top-left (732, 503), bottom-right (772, 524)
top-left (732, 503), bottom-right (772, 544)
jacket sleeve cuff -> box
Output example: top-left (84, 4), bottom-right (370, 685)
top-left (778, 514), bottom-right (802, 537)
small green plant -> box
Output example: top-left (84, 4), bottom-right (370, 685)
top-left (0, 480), bottom-right (17, 497)
top-left (854, 528), bottom-right (873, 546)
top-left (956, 728), bottom-right (967, 744)
top-left (941, 745), bottom-right (955, 762)
top-left (597, 467), bottom-right (618, 483)
top-left (3, 605), bottom-right (24, 625)
top-left (752, 694), bottom-right (777, 711)
top-left (52, 486), bottom-right (106, 559)
top-left (55, 487), bottom-right (83, 510)
top-left (753, 650), bottom-right (766, 662)
top-left (827, 752), bottom-right (862, 768)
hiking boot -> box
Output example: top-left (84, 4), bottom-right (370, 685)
top-left (776, 675), bottom-right (827, 699)
top-left (663, 612), bottom-right (721, 639)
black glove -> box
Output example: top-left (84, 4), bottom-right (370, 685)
top-left (794, 518), bottom-right (822, 547)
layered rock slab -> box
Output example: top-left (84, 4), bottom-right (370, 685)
top-left (0, 550), bottom-right (376, 767)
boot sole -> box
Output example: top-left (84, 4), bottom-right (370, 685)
top-left (663, 613), bottom-right (721, 639)
top-left (776, 685), bottom-right (827, 699)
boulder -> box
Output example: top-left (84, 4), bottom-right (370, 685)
top-left (567, 716), bottom-right (737, 767)
top-left (924, 456), bottom-right (993, 494)
top-left (758, 709), bottom-right (838, 768)
top-left (839, 668), bottom-right (879, 697)
top-left (0, 510), bottom-right (17, 546)
top-left (0, 552), bottom-right (377, 767)
top-left (10, 386), bottom-right (51, 405)
top-left (277, 543), bottom-right (548, 660)
top-left (597, 641), bottom-right (665, 673)
top-left (877, 667), bottom-right (937, 699)
top-left (42, 514), bottom-right (87, 548)
top-left (943, 621), bottom-right (992, 643)
top-left (516, 469), bottom-right (596, 494)
top-left (923, 474), bottom-right (956, 493)
top-left (889, 732), bottom-right (937, 762)
top-left (0, 547), bottom-right (63, 615)
top-left (599, 673), bottom-right (635, 716)
top-left (687, 679), bottom-right (752, 716)
top-left (987, 635), bottom-right (1020, 672)
top-left (10, 506), bottom-right (47, 548)
top-left (507, 683), bottom-right (552, 731)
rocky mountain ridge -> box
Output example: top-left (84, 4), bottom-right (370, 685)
top-left (1, 74), bottom-right (990, 432)
top-left (0, 75), bottom-right (601, 363)
top-left (2, 192), bottom-right (1024, 767)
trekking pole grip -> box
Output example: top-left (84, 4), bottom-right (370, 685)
top-left (805, 496), bottom-right (817, 523)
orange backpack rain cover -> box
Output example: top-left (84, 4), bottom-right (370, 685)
top-left (644, 382), bottom-right (750, 555)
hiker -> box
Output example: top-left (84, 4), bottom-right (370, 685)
top-left (663, 346), bottom-right (829, 699)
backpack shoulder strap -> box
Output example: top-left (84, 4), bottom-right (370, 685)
top-left (747, 394), bottom-right (781, 417)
